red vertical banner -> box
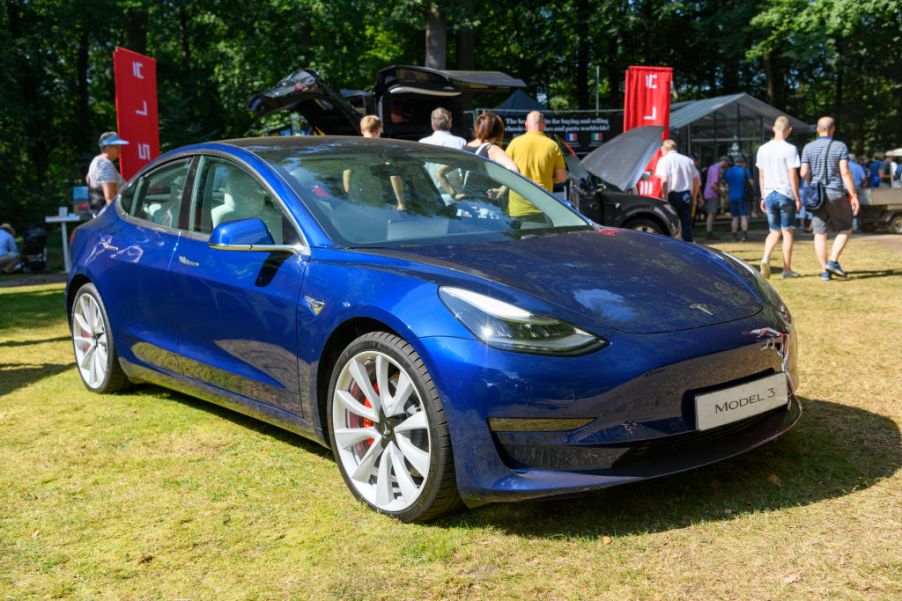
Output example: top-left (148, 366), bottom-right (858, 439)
top-left (623, 66), bottom-right (672, 198)
top-left (113, 47), bottom-right (160, 180)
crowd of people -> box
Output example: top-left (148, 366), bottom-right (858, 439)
top-left (1, 106), bottom-right (893, 284)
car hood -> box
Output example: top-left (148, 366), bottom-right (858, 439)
top-left (579, 126), bottom-right (664, 192)
top-left (367, 230), bottom-right (763, 334)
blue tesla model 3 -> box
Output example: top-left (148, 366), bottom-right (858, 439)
top-left (66, 137), bottom-right (799, 522)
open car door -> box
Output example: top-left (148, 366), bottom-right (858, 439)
top-left (373, 65), bottom-right (526, 140)
top-left (247, 69), bottom-right (361, 136)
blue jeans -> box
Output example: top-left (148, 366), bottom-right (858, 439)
top-left (667, 190), bottom-right (694, 242)
top-left (765, 192), bottom-right (796, 231)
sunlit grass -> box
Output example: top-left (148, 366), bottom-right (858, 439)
top-left (1, 235), bottom-right (900, 600)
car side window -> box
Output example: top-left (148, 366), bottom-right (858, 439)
top-left (190, 156), bottom-right (297, 245)
top-left (126, 159), bottom-right (191, 228)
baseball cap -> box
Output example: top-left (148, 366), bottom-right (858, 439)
top-left (98, 131), bottom-right (129, 148)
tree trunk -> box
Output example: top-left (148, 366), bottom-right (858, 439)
top-left (575, 0), bottom-right (590, 109)
top-left (76, 28), bottom-right (91, 156)
top-left (425, 5), bottom-right (446, 69)
top-left (124, 5), bottom-right (148, 55)
top-left (456, 0), bottom-right (474, 70)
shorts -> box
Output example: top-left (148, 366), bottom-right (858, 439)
top-left (728, 197), bottom-right (748, 217)
top-left (811, 191), bottom-right (853, 234)
top-left (765, 192), bottom-right (796, 231)
top-left (703, 196), bottom-right (718, 215)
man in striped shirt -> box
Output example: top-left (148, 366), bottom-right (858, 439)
top-left (800, 116), bottom-right (860, 281)
top-left (86, 131), bottom-right (128, 210)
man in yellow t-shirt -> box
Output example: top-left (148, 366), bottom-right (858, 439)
top-left (505, 111), bottom-right (567, 216)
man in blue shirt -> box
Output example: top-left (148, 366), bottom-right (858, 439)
top-left (800, 116), bottom-right (860, 281)
top-left (868, 157), bottom-right (883, 188)
top-left (723, 157), bottom-right (754, 241)
top-left (848, 154), bottom-right (867, 189)
top-left (0, 222), bottom-right (21, 274)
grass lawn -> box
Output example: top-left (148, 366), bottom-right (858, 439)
top-left (1, 234), bottom-right (900, 600)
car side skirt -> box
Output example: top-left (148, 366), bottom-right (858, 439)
top-left (119, 358), bottom-right (327, 447)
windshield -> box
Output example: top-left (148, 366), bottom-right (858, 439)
top-left (257, 142), bottom-right (591, 247)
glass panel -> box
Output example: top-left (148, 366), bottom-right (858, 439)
top-left (190, 157), bottom-right (296, 245)
top-left (261, 144), bottom-right (590, 248)
top-left (133, 159), bottom-right (191, 228)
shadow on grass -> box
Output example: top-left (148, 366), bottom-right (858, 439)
top-left (846, 269), bottom-right (901, 280)
top-left (0, 362), bottom-right (73, 397)
top-left (126, 385), bottom-right (332, 459)
top-left (436, 396), bottom-right (900, 536)
top-left (0, 288), bottom-right (66, 334)
top-left (3, 335), bottom-right (71, 347)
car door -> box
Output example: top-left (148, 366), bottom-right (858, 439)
top-left (168, 155), bottom-right (309, 417)
top-left (106, 157), bottom-right (193, 373)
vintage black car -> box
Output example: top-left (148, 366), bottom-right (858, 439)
top-left (249, 67), bottom-right (679, 237)
top-left (567, 126), bottom-right (681, 238)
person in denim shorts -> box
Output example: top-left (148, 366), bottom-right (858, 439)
top-left (756, 116), bottom-right (802, 279)
top-left (800, 116), bottom-right (860, 281)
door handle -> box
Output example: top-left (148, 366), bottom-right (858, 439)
top-left (102, 241), bottom-right (119, 252)
top-left (178, 255), bottom-right (199, 267)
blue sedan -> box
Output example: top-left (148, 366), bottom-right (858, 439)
top-left (67, 137), bottom-right (800, 521)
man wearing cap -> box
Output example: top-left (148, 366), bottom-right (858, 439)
top-left (0, 223), bottom-right (21, 274)
top-left (86, 131), bottom-right (129, 210)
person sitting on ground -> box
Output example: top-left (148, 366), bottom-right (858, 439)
top-left (86, 131), bottom-right (129, 210)
top-left (0, 222), bottom-right (22, 274)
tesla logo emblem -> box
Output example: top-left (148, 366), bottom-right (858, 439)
top-left (689, 303), bottom-right (714, 316)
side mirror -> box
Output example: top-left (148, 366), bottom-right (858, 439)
top-left (208, 218), bottom-right (274, 250)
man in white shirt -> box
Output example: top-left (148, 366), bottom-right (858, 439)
top-left (756, 116), bottom-right (802, 279)
top-left (418, 108), bottom-right (467, 149)
top-left (655, 139), bottom-right (701, 242)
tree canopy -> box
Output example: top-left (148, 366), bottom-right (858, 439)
top-left (2, 0), bottom-right (900, 225)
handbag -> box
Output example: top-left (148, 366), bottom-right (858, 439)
top-left (805, 139), bottom-right (833, 211)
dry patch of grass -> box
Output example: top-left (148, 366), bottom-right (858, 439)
top-left (1, 236), bottom-right (900, 600)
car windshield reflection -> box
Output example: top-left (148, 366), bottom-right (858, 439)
top-left (258, 144), bottom-right (592, 247)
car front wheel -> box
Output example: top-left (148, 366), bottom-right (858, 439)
top-left (327, 331), bottom-right (459, 522)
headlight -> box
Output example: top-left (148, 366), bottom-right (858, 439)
top-left (438, 287), bottom-right (607, 355)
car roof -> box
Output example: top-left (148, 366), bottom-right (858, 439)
top-left (220, 135), bottom-right (452, 154)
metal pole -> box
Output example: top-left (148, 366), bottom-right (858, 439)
top-left (595, 65), bottom-right (600, 113)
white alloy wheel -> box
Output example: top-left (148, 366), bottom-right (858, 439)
top-left (331, 350), bottom-right (432, 513)
top-left (73, 292), bottom-right (110, 389)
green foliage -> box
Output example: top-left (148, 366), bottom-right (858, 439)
top-left (1, 0), bottom-right (900, 228)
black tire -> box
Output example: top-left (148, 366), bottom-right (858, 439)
top-left (326, 331), bottom-right (460, 522)
top-left (891, 215), bottom-right (902, 235)
top-left (622, 217), bottom-right (666, 235)
top-left (70, 283), bottom-right (130, 393)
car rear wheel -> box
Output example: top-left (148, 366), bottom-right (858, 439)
top-left (70, 283), bottom-right (130, 393)
top-left (623, 217), bottom-right (665, 235)
top-left (327, 331), bottom-right (459, 522)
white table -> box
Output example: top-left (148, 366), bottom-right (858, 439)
top-left (44, 214), bottom-right (83, 273)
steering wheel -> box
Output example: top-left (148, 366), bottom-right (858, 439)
top-left (439, 197), bottom-right (507, 221)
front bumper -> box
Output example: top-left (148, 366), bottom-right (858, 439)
top-left (416, 308), bottom-right (799, 506)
